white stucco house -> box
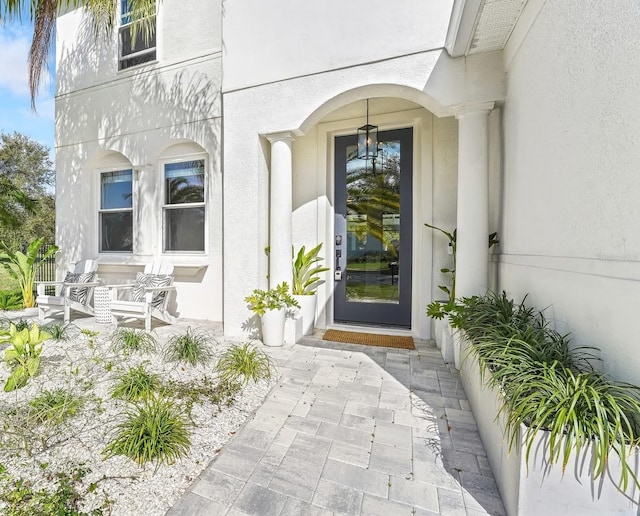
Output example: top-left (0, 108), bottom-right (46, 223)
top-left (55, 0), bottom-right (640, 383)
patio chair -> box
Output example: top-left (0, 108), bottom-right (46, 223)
top-left (108, 260), bottom-right (176, 331)
top-left (36, 259), bottom-right (100, 323)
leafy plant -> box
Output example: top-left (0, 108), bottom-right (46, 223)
top-left (111, 366), bottom-right (161, 402)
top-left (216, 343), bottom-right (273, 385)
top-left (110, 328), bottom-right (158, 354)
top-left (163, 327), bottom-right (214, 366)
top-left (0, 238), bottom-right (58, 308)
top-left (29, 388), bottom-right (84, 425)
top-left (103, 396), bottom-right (191, 468)
top-left (44, 322), bottom-right (77, 341)
top-left (292, 244), bottom-right (329, 295)
top-left (0, 464), bottom-right (110, 515)
top-left (424, 223), bottom-right (498, 306)
top-left (163, 377), bottom-right (242, 412)
top-left (455, 291), bottom-right (640, 491)
top-left (244, 281), bottom-right (300, 316)
top-left (0, 290), bottom-right (23, 311)
top-left (2, 323), bottom-right (51, 391)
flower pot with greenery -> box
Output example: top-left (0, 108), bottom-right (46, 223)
top-left (245, 282), bottom-right (300, 347)
top-left (292, 244), bottom-right (329, 336)
top-left (453, 292), bottom-right (640, 516)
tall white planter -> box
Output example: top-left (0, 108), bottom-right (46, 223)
top-left (459, 338), bottom-right (640, 516)
top-left (293, 294), bottom-right (317, 336)
top-left (260, 308), bottom-right (286, 347)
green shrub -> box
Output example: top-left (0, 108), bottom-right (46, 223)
top-left (163, 327), bottom-right (214, 366)
top-left (103, 397), bottom-right (191, 467)
top-left (2, 323), bottom-right (51, 391)
top-left (43, 322), bottom-right (77, 341)
top-left (111, 366), bottom-right (161, 402)
top-left (216, 343), bottom-right (273, 386)
top-left (111, 328), bottom-right (157, 354)
top-left (454, 291), bottom-right (640, 491)
top-left (29, 388), bottom-right (84, 425)
top-left (0, 290), bottom-right (23, 311)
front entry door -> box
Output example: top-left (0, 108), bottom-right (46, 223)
top-left (334, 127), bottom-right (413, 327)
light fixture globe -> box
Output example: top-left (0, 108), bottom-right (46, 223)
top-left (357, 100), bottom-right (378, 161)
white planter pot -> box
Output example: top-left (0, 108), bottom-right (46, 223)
top-left (260, 308), bottom-right (286, 347)
top-left (440, 317), bottom-right (455, 365)
top-left (292, 294), bottom-right (317, 336)
top-left (459, 338), bottom-right (640, 516)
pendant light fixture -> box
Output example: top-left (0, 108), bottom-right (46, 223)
top-left (357, 99), bottom-right (378, 161)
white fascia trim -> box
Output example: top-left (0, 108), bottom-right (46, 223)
top-left (503, 0), bottom-right (549, 69)
top-left (445, 0), bottom-right (485, 58)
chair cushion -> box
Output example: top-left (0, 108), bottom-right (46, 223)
top-left (63, 271), bottom-right (96, 304)
top-left (131, 272), bottom-right (172, 309)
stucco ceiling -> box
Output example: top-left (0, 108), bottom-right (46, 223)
top-left (468, 0), bottom-right (529, 54)
top-left (317, 98), bottom-right (423, 124)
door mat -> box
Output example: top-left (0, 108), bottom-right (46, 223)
top-left (322, 329), bottom-right (414, 349)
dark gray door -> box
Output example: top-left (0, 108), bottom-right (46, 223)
top-left (334, 127), bottom-right (413, 327)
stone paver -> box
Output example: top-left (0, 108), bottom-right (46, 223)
top-left (167, 333), bottom-right (506, 515)
top-left (17, 308), bottom-right (504, 516)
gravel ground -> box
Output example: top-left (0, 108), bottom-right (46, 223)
top-left (0, 316), bottom-right (276, 515)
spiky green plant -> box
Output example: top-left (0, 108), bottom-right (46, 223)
top-left (28, 388), bottom-right (84, 425)
top-left (215, 343), bottom-right (273, 386)
top-left (163, 327), bottom-right (214, 366)
top-left (292, 244), bottom-right (329, 295)
top-left (111, 366), bottom-right (161, 402)
top-left (110, 328), bottom-right (157, 354)
top-left (0, 238), bottom-right (58, 308)
top-left (103, 397), bottom-right (191, 468)
top-left (43, 322), bottom-right (77, 341)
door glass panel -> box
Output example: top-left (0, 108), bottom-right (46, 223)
top-left (345, 140), bottom-right (401, 304)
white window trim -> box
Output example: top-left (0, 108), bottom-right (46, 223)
top-left (97, 166), bottom-right (137, 255)
top-left (159, 153), bottom-right (208, 256)
top-left (118, 0), bottom-right (158, 71)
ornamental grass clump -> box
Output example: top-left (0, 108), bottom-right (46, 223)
top-left (110, 328), bottom-right (158, 355)
top-left (103, 396), bottom-right (190, 468)
top-left (449, 291), bottom-right (640, 491)
top-left (216, 343), bottom-right (273, 386)
top-left (163, 327), bottom-right (214, 366)
top-left (29, 388), bottom-right (84, 425)
top-left (111, 366), bottom-right (161, 402)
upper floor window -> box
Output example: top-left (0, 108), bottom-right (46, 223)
top-left (163, 160), bottom-right (205, 252)
top-left (100, 170), bottom-right (133, 252)
top-left (119, 0), bottom-right (156, 70)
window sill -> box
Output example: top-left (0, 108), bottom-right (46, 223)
top-left (97, 256), bottom-right (209, 277)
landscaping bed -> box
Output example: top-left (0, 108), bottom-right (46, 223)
top-left (0, 318), bottom-right (276, 515)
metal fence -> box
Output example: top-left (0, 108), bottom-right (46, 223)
top-left (35, 244), bottom-right (57, 283)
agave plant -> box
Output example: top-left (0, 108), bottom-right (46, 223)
top-left (292, 244), bottom-right (329, 295)
top-left (0, 238), bottom-right (58, 308)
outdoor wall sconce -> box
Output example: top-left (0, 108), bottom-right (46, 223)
top-left (357, 99), bottom-right (378, 161)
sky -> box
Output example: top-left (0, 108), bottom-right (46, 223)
top-left (0, 20), bottom-right (56, 162)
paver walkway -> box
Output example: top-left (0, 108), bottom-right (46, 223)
top-left (168, 336), bottom-right (506, 515)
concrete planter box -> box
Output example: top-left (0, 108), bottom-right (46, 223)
top-left (459, 337), bottom-right (640, 516)
top-left (434, 316), bottom-right (455, 365)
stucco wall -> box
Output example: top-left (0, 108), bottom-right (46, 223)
top-left (55, 0), bottom-right (223, 321)
top-left (222, 0), bottom-right (454, 92)
top-left (499, 0), bottom-right (640, 381)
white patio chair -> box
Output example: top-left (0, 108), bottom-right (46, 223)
top-left (36, 259), bottom-right (100, 323)
top-left (108, 260), bottom-right (176, 331)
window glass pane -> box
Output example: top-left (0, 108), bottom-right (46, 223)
top-left (165, 160), bottom-right (205, 204)
top-left (165, 207), bottom-right (205, 252)
top-left (101, 170), bottom-right (132, 210)
top-left (101, 212), bottom-right (133, 252)
top-left (119, 20), bottom-right (156, 58)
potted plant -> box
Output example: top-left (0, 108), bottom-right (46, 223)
top-left (245, 282), bottom-right (299, 347)
top-left (424, 223), bottom-right (498, 365)
top-left (291, 244), bottom-right (329, 336)
top-left (453, 292), bottom-right (640, 515)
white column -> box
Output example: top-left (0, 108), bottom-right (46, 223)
top-left (267, 132), bottom-right (295, 288)
top-left (455, 102), bottom-right (494, 299)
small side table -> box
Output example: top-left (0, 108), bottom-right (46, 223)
top-left (93, 286), bottom-right (112, 325)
